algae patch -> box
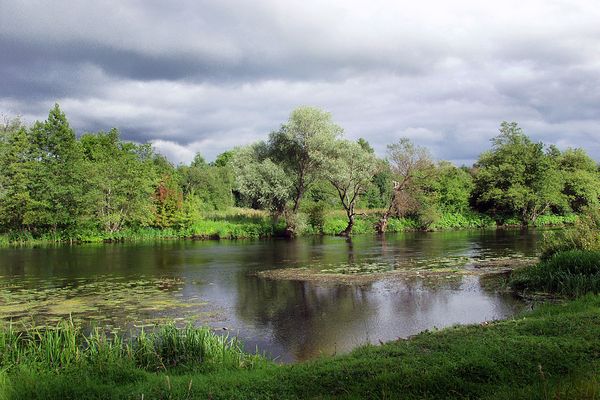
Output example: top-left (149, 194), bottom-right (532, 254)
top-left (258, 254), bottom-right (538, 284)
top-left (0, 276), bottom-right (220, 327)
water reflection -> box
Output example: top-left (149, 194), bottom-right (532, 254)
top-left (0, 229), bottom-right (539, 361)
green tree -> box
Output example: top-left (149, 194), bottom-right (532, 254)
top-left (80, 129), bottom-right (158, 233)
top-left (179, 152), bottom-right (234, 211)
top-left (556, 148), bottom-right (600, 213)
top-left (232, 144), bottom-right (292, 214)
top-left (268, 106), bottom-right (343, 213)
top-left (376, 138), bottom-right (435, 233)
top-left (430, 162), bottom-right (473, 213)
top-left (0, 117), bottom-right (32, 230)
top-left (25, 104), bottom-right (85, 231)
top-left (323, 139), bottom-right (380, 235)
top-left (472, 122), bottom-right (566, 225)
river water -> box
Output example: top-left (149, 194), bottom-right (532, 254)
top-left (0, 229), bottom-right (541, 362)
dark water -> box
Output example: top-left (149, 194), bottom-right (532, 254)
top-left (0, 229), bottom-right (541, 362)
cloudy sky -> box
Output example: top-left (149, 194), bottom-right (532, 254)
top-left (1, 0), bottom-right (599, 165)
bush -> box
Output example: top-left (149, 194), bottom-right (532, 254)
top-left (306, 203), bottom-right (325, 233)
top-left (511, 250), bottom-right (600, 297)
top-left (540, 207), bottom-right (600, 260)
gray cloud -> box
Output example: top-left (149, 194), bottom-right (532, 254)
top-left (1, 0), bottom-right (600, 164)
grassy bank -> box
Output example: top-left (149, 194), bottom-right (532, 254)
top-left (1, 294), bottom-right (599, 399)
top-left (0, 209), bottom-right (578, 246)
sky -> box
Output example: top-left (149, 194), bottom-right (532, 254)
top-left (1, 0), bottom-right (600, 165)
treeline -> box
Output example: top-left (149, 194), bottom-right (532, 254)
top-left (1, 105), bottom-right (599, 241)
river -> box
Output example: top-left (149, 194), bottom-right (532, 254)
top-left (0, 229), bottom-right (540, 362)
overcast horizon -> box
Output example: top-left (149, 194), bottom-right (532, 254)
top-left (1, 0), bottom-right (600, 165)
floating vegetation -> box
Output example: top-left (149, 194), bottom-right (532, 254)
top-left (0, 276), bottom-right (220, 328)
top-left (321, 262), bottom-right (391, 275)
top-left (258, 254), bottom-right (538, 284)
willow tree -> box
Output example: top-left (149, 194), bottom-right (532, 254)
top-left (232, 143), bottom-right (292, 215)
top-left (268, 106), bottom-right (343, 213)
top-left (324, 139), bottom-right (380, 236)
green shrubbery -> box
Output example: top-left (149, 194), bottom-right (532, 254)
top-left (540, 207), bottom-right (600, 260)
top-left (511, 250), bottom-right (600, 297)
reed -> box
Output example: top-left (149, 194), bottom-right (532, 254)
top-left (0, 320), bottom-right (264, 373)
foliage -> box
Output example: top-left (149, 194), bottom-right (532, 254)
top-left (179, 155), bottom-right (234, 211)
top-left (232, 144), bottom-right (292, 214)
top-left (322, 139), bottom-right (381, 235)
top-left (0, 117), bottom-right (31, 230)
top-left (376, 138), bottom-right (437, 232)
top-left (557, 148), bottom-right (600, 212)
top-left (511, 250), bottom-right (600, 297)
top-left (1, 105), bottom-right (599, 241)
top-left (24, 104), bottom-right (87, 231)
top-left (540, 206), bottom-right (600, 260)
top-left (80, 129), bottom-right (157, 232)
top-left (268, 106), bottom-right (343, 212)
top-left (472, 122), bottom-right (567, 225)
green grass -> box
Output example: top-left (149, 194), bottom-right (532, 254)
top-left (511, 250), bottom-right (600, 297)
top-left (0, 320), bottom-right (265, 375)
top-left (2, 295), bottom-right (600, 399)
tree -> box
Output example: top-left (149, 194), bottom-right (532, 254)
top-left (268, 106), bottom-right (343, 213)
top-left (376, 138), bottom-right (435, 233)
top-left (472, 122), bottom-right (566, 225)
top-left (179, 153), bottom-right (235, 211)
top-left (0, 116), bottom-right (32, 230)
top-left (25, 104), bottom-right (85, 231)
top-left (80, 129), bottom-right (158, 233)
top-left (430, 162), bottom-right (473, 213)
top-left (323, 139), bottom-right (380, 236)
top-left (556, 148), bottom-right (600, 213)
top-left (232, 144), bottom-right (292, 214)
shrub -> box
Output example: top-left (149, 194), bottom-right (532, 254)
top-left (540, 207), bottom-right (600, 260)
top-left (511, 250), bottom-right (600, 297)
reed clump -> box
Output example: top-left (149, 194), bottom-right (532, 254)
top-left (0, 321), bottom-right (264, 373)
top-left (511, 250), bottom-right (600, 297)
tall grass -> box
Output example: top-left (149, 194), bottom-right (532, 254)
top-left (0, 320), bottom-right (265, 373)
top-left (511, 250), bottom-right (600, 297)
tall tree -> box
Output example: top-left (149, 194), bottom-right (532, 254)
top-left (25, 104), bottom-right (85, 231)
top-left (324, 139), bottom-right (380, 236)
top-left (0, 117), bottom-right (32, 230)
top-left (80, 129), bottom-right (158, 233)
top-left (268, 106), bottom-right (343, 213)
top-left (472, 122), bottom-right (566, 225)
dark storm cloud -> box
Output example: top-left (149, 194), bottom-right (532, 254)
top-left (1, 0), bottom-right (600, 164)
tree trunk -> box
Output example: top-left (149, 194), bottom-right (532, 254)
top-left (339, 213), bottom-right (355, 237)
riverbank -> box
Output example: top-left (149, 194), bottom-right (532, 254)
top-left (1, 293), bottom-right (599, 399)
top-left (0, 208), bottom-right (577, 246)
